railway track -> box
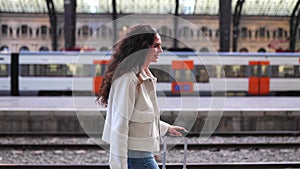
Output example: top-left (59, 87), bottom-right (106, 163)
top-left (1, 142), bottom-right (300, 150)
top-left (1, 131), bottom-right (299, 137)
top-left (1, 132), bottom-right (299, 167)
top-left (1, 162), bottom-right (300, 169)
top-left (1, 131), bottom-right (300, 150)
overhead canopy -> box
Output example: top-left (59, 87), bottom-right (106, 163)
top-left (0, 0), bottom-right (297, 16)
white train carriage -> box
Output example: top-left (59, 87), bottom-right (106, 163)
top-left (18, 52), bottom-right (106, 95)
top-left (0, 54), bottom-right (11, 95)
top-left (150, 52), bottom-right (300, 96)
top-left (1, 52), bottom-right (300, 96)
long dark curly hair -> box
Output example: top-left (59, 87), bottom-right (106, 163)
top-left (96, 24), bottom-right (158, 106)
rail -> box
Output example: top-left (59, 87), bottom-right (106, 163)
top-left (1, 131), bottom-right (300, 137)
top-left (1, 163), bottom-right (300, 169)
top-left (1, 142), bottom-right (300, 150)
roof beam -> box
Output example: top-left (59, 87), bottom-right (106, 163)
top-left (64, 0), bottom-right (76, 49)
top-left (112, 0), bottom-right (117, 44)
top-left (219, 0), bottom-right (232, 52)
top-left (232, 0), bottom-right (245, 52)
top-left (173, 0), bottom-right (179, 49)
top-left (289, 0), bottom-right (300, 52)
top-left (46, 0), bottom-right (57, 51)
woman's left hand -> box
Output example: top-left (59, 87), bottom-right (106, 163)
top-left (168, 125), bottom-right (187, 137)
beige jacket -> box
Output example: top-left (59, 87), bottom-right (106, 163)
top-left (102, 69), bottom-right (170, 169)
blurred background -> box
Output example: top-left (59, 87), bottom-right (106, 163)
top-left (1, 0), bottom-right (300, 168)
top-left (0, 0), bottom-right (298, 53)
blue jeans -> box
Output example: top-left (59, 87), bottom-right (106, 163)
top-left (127, 150), bottom-right (159, 169)
top-left (128, 156), bottom-right (159, 169)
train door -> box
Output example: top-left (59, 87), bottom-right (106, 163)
top-left (93, 60), bottom-right (109, 94)
top-left (171, 60), bottom-right (194, 94)
top-left (248, 61), bottom-right (270, 95)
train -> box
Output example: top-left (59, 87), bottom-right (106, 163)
top-left (0, 52), bottom-right (299, 96)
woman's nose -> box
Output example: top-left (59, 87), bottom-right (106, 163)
top-left (159, 46), bottom-right (163, 53)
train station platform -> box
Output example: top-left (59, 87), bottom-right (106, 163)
top-left (0, 96), bottom-right (299, 133)
top-left (1, 96), bottom-right (300, 111)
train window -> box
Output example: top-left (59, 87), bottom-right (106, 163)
top-left (271, 66), bottom-right (279, 77)
top-left (250, 65), bottom-right (258, 76)
top-left (205, 65), bottom-right (215, 78)
top-left (66, 64), bottom-right (76, 77)
top-left (75, 64), bottom-right (93, 77)
top-left (44, 65), bottom-right (63, 76)
top-left (21, 65), bottom-right (40, 76)
top-left (173, 70), bottom-right (182, 81)
top-left (261, 65), bottom-right (268, 77)
top-left (184, 70), bottom-right (194, 81)
top-left (21, 64), bottom-right (74, 77)
top-left (295, 66), bottom-right (300, 77)
top-left (224, 65), bottom-right (246, 77)
top-left (278, 65), bottom-right (294, 77)
top-left (195, 65), bottom-right (209, 82)
top-left (205, 65), bottom-right (224, 78)
top-left (224, 66), bottom-right (234, 77)
top-left (95, 64), bottom-right (103, 76)
top-left (149, 65), bottom-right (171, 82)
top-left (21, 65), bottom-right (29, 76)
top-left (0, 64), bottom-right (8, 77)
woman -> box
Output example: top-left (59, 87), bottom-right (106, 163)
top-left (97, 24), bottom-right (186, 169)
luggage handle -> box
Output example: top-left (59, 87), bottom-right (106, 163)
top-left (162, 137), bottom-right (188, 169)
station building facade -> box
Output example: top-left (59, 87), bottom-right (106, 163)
top-left (0, 12), bottom-right (292, 53)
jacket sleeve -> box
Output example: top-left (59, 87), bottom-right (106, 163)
top-left (108, 75), bottom-right (137, 169)
top-left (159, 120), bottom-right (170, 136)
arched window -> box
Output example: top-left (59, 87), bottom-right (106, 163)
top-left (257, 48), bottom-right (266, 52)
top-left (1, 25), bottom-right (13, 38)
top-left (241, 27), bottom-right (248, 38)
top-left (96, 25), bottom-right (112, 39)
top-left (36, 25), bottom-right (48, 37)
top-left (99, 47), bottom-right (109, 51)
top-left (83, 25), bottom-right (92, 36)
top-left (277, 28), bottom-right (284, 38)
top-left (241, 27), bottom-right (252, 38)
top-left (58, 27), bottom-right (64, 36)
top-left (19, 46), bottom-right (29, 52)
top-left (159, 26), bottom-right (172, 40)
top-left (200, 47), bottom-right (209, 52)
top-left (41, 25), bottom-right (48, 36)
top-left (17, 25), bottom-right (32, 38)
top-left (181, 26), bottom-right (192, 38)
top-left (215, 29), bottom-right (219, 37)
top-left (39, 46), bottom-right (49, 51)
top-left (0, 46), bottom-right (9, 52)
top-left (256, 27), bottom-right (266, 38)
top-left (198, 26), bottom-right (211, 37)
top-left (274, 27), bottom-right (288, 39)
top-left (239, 48), bottom-right (248, 52)
top-left (78, 25), bottom-right (93, 38)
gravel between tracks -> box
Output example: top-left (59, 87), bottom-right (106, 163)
top-left (1, 148), bottom-right (300, 164)
top-left (1, 136), bottom-right (300, 164)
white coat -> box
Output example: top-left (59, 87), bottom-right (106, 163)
top-left (102, 69), bottom-right (170, 169)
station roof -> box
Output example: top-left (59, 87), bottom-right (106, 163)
top-left (0, 0), bottom-right (297, 16)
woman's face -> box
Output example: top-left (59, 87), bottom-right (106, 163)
top-left (144, 34), bottom-right (163, 66)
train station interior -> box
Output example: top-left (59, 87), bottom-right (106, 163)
top-left (0, 0), bottom-right (300, 168)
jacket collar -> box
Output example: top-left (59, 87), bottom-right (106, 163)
top-left (139, 69), bottom-right (155, 81)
